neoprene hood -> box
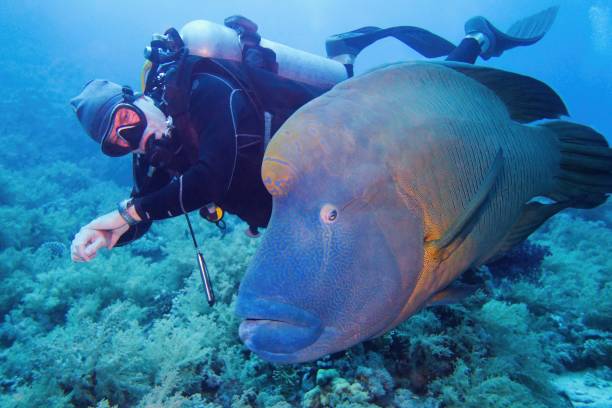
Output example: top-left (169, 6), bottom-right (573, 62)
top-left (70, 79), bottom-right (127, 146)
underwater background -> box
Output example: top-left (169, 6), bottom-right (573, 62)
top-left (0, 0), bottom-right (610, 407)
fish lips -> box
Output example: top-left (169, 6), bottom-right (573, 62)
top-left (236, 295), bottom-right (323, 356)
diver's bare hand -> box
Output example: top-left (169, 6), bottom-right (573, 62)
top-left (71, 227), bottom-right (110, 262)
top-left (71, 211), bottom-right (130, 262)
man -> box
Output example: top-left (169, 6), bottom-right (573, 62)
top-left (70, 8), bottom-right (558, 262)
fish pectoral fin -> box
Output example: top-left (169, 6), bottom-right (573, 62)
top-left (434, 61), bottom-right (568, 123)
top-left (427, 148), bottom-right (504, 258)
top-left (426, 283), bottom-right (481, 307)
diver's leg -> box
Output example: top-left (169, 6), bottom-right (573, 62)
top-left (326, 26), bottom-right (455, 76)
top-left (447, 6), bottom-right (559, 63)
top-left (445, 37), bottom-right (481, 64)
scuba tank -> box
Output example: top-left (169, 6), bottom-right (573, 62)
top-left (141, 16), bottom-right (348, 93)
top-left (179, 17), bottom-right (348, 89)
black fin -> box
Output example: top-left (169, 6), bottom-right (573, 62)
top-left (431, 149), bottom-right (504, 251)
top-left (465, 6), bottom-right (559, 60)
top-left (543, 121), bottom-right (612, 208)
top-left (507, 6), bottom-right (560, 41)
top-left (326, 26), bottom-right (456, 60)
top-left (437, 62), bottom-right (569, 123)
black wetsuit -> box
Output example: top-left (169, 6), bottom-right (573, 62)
top-left (117, 39), bottom-right (481, 246)
top-left (117, 63), bottom-right (327, 245)
top-left (115, 73), bottom-right (270, 245)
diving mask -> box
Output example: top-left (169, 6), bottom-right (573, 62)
top-left (102, 96), bottom-right (174, 157)
top-left (101, 103), bottom-right (147, 157)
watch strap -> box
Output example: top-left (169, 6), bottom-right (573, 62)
top-left (117, 200), bottom-right (139, 226)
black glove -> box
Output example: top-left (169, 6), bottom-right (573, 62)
top-left (163, 48), bottom-right (192, 118)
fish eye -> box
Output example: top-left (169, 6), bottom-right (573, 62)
top-left (320, 204), bottom-right (339, 224)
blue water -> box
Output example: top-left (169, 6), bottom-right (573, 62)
top-left (0, 1), bottom-right (610, 407)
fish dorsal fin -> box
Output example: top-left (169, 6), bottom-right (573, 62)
top-left (428, 149), bottom-right (504, 255)
top-left (483, 200), bottom-right (569, 262)
top-left (436, 61), bottom-right (569, 123)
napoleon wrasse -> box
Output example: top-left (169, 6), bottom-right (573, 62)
top-left (236, 61), bottom-right (612, 363)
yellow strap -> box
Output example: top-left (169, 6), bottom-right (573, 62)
top-left (140, 60), bottom-right (153, 92)
top-left (215, 207), bottom-right (224, 221)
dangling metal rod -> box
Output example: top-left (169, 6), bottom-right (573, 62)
top-left (184, 213), bottom-right (215, 306)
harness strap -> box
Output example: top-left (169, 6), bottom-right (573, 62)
top-left (201, 58), bottom-right (266, 119)
top-left (263, 111), bottom-right (273, 147)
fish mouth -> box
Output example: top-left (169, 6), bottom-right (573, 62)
top-left (236, 296), bottom-right (323, 355)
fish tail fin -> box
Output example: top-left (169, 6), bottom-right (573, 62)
top-left (482, 122), bottom-right (611, 263)
top-left (543, 120), bottom-right (612, 209)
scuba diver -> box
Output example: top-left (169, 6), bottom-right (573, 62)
top-left (70, 7), bottom-right (559, 263)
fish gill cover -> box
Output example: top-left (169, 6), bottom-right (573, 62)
top-left (0, 1), bottom-right (610, 407)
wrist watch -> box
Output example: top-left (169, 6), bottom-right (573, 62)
top-left (117, 199), bottom-right (139, 226)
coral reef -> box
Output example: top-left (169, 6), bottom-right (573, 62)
top-left (4, 181), bottom-right (610, 408)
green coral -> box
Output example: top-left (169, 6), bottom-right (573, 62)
top-left (303, 368), bottom-right (373, 408)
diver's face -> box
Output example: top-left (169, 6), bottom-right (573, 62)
top-left (133, 96), bottom-right (170, 153)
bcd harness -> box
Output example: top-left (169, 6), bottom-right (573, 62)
top-left (141, 18), bottom-right (330, 232)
